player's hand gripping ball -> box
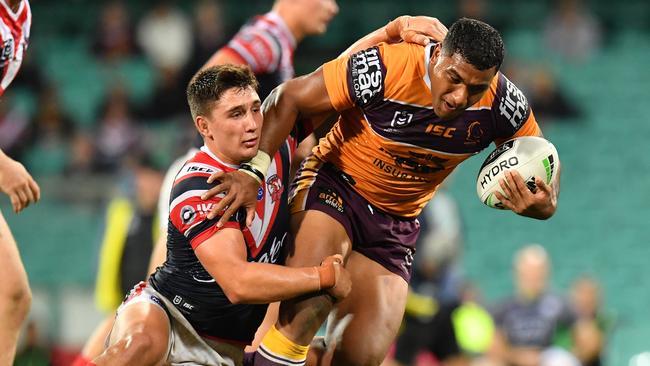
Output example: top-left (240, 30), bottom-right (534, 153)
top-left (477, 136), bottom-right (559, 209)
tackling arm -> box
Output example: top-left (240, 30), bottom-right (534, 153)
top-left (194, 229), bottom-right (349, 304)
top-left (340, 15), bottom-right (448, 57)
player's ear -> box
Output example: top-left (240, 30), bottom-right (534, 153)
top-left (195, 116), bottom-right (212, 140)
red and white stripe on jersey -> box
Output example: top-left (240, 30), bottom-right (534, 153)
top-left (223, 11), bottom-right (295, 78)
top-left (168, 145), bottom-right (288, 255)
top-left (0, 0), bottom-right (30, 96)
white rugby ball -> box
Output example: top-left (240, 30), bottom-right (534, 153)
top-left (476, 136), bottom-right (559, 209)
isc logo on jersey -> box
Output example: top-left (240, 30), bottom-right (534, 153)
top-left (350, 47), bottom-right (384, 106)
top-left (498, 76), bottom-right (528, 129)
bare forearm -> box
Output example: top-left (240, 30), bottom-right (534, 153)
top-left (258, 85), bottom-right (301, 157)
top-left (259, 71), bottom-right (334, 157)
top-left (228, 262), bottom-right (320, 304)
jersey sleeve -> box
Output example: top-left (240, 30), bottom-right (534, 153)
top-left (168, 173), bottom-right (243, 250)
top-left (322, 45), bottom-right (387, 112)
top-left (223, 25), bottom-right (281, 74)
top-left (492, 73), bottom-right (542, 145)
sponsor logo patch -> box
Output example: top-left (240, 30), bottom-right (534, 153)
top-left (349, 47), bottom-right (384, 106)
top-left (391, 110), bottom-right (414, 127)
top-left (180, 205), bottom-right (197, 225)
top-left (318, 188), bottom-right (344, 213)
top-left (498, 76), bottom-right (529, 129)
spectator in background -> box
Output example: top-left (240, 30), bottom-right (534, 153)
top-left (92, 1), bottom-right (138, 63)
top-left (136, 1), bottom-right (192, 72)
top-left (136, 1), bottom-right (192, 120)
top-left (488, 245), bottom-right (580, 366)
top-left (22, 86), bottom-right (76, 176)
top-left (569, 276), bottom-right (614, 366)
top-left (93, 84), bottom-right (140, 173)
top-left (183, 0), bottom-right (227, 83)
top-left (502, 62), bottom-right (582, 123)
top-left (543, 0), bottom-right (602, 63)
top-left (94, 153), bottom-right (164, 313)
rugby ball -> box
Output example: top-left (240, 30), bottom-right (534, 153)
top-left (476, 136), bottom-right (559, 209)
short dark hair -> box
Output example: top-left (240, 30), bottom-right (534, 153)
top-left (186, 65), bottom-right (259, 120)
top-left (441, 18), bottom-right (504, 71)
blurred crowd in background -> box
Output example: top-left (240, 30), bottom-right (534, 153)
top-left (4, 0), bottom-right (650, 365)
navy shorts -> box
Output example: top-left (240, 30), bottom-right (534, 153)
top-left (289, 155), bottom-right (420, 282)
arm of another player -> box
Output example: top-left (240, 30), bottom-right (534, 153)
top-left (204, 69), bottom-right (336, 227)
top-left (0, 149), bottom-right (40, 213)
top-left (194, 228), bottom-right (350, 304)
top-left (340, 15), bottom-right (448, 57)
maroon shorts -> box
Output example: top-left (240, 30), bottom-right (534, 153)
top-left (289, 155), bottom-right (420, 282)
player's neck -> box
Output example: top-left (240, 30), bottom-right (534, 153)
top-left (273, 3), bottom-right (306, 43)
top-left (5, 0), bottom-right (21, 12)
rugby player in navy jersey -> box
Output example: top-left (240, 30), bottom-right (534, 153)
top-left (91, 65), bottom-right (350, 366)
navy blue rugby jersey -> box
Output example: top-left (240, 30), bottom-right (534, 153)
top-left (149, 138), bottom-right (296, 344)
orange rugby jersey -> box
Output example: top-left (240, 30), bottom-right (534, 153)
top-left (317, 42), bottom-right (540, 218)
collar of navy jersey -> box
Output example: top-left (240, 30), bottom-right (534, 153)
top-left (265, 11), bottom-right (297, 49)
top-left (200, 145), bottom-right (239, 169)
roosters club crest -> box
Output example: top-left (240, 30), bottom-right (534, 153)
top-left (266, 174), bottom-right (283, 203)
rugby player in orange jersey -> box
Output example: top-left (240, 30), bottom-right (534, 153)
top-left (203, 18), bottom-right (560, 366)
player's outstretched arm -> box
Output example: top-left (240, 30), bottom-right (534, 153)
top-left (340, 15), bottom-right (448, 57)
top-left (194, 229), bottom-right (351, 304)
top-left (0, 150), bottom-right (40, 213)
top-left (204, 69), bottom-right (335, 227)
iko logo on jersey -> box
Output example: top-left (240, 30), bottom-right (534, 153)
top-left (349, 47), bottom-right (384, 106)
top-left (498, 76), bottom-right (529, 129)
top-left (180, 203), bottom-right (217, 225)
top-left (180, 205), bottom-right (197, 225)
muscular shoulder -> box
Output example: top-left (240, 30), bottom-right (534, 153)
top-left (344, 42), bottom-right (426, 108)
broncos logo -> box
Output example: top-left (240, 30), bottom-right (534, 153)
top-left (465, 121), bottom-right (484, 145)
top-left (266, 174), bottom-right (283, 203)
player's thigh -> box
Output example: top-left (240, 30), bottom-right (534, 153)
top-left (0, 211), bottom-right (29, 299)
top-left (109, 302), bottom-right (171, 360)
top-left (331, 251), bottom-right (409, 366)
top-left (287, 210), bottom-right (353, 266)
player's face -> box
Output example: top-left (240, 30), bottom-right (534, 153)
top-left (429, 45), bottom-right (497, 120)
top-left (200, 86), bottom-right (262, 164)
top-left (297, 0), bottom-right (339, 35)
